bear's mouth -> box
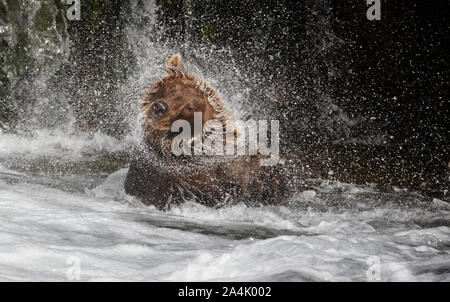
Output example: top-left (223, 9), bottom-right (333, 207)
top-left (145, 115), bottom-right (174, 132)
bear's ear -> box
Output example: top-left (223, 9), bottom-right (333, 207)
top-left (165, 54), bottom-right (185, 75)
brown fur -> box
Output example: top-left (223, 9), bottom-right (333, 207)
top-left (124, 55), bottom-right (292, 209)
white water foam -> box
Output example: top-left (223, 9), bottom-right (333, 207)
top-left (0, 164), bottom-right (448, 282)
top-left (0, 129), bottom-right (134, 160)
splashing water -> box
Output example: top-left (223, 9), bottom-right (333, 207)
top-left (1, 157), bottom-right (449, 281)
top-left (0, 1), bottom-right (449, 282)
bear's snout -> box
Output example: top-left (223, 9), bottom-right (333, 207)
top-left (150, 100), bottom-right (169, 120)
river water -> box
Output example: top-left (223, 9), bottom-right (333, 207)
top-left (0, 129), bottom-right (449, 281)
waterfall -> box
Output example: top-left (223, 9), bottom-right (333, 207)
top-left (0, 0), bottom-right (70, 131)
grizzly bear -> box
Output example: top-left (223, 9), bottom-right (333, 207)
top-left (124, 54), bottom-right (293, 209)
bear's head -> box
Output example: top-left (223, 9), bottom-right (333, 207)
top-left (142, 55), bottom-right (236, 150)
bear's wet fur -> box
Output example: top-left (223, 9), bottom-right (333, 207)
top-left (124, 54), bottom-right (294, 209)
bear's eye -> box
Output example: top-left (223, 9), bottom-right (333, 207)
top-left (186, 106), bottom-right (194, 113)
top-left (168, 86), bottom-right (174, 93)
